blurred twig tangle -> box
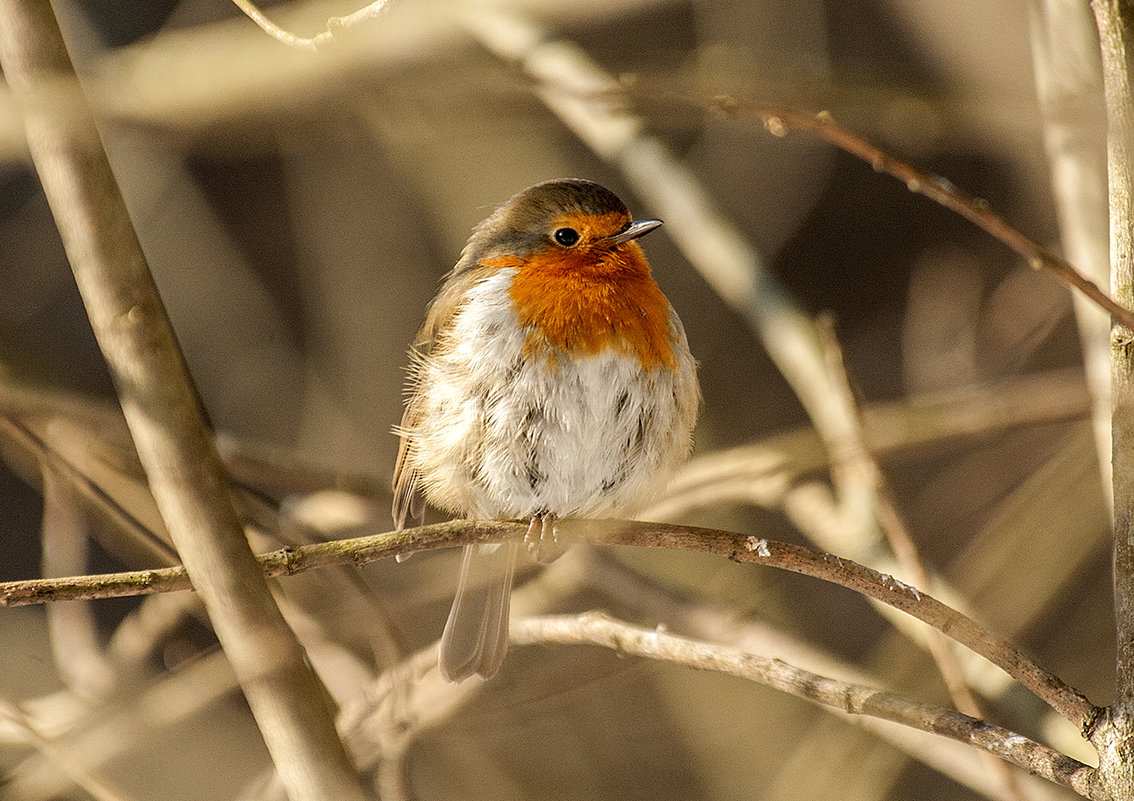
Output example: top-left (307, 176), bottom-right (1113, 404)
top-left (814, 316), bottom-right (1031, 801)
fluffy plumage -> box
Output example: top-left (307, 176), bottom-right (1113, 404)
top-left (393, 179), bottom-right (699, 681)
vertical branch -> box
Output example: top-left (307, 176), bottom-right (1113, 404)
top-left (1093, 1), bottom-right (1134, 797)
top-left (40, 464), bottom-right (116, 697)
top-left (1031, 0), bottom-right (1112, 510)
top-left (0, 2), bottom-right (367, 800)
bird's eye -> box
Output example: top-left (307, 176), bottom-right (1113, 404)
top-left (553, 227), bottom-right (581, 247)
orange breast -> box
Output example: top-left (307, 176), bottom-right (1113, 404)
top-left (505, 242), bottom-right (677, 370)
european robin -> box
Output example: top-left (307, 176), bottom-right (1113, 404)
top-left (393, 179), bottom-right (699, 681)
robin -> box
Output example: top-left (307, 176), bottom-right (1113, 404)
top-left (393, 179), bottom-right (699, 681)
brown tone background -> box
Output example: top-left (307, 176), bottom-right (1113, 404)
top-left (0, 1), bottom-right (1109, 799)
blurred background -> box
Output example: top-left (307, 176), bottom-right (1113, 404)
top-left (0, 0), bottom-right (1113, 799)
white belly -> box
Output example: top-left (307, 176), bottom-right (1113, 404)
top-left (407, 269), bottom-right (697, 519)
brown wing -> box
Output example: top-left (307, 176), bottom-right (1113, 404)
top-left (391, 263), bottom-right (498, 529)
top-left (391, 405), bottom-right (425, 530)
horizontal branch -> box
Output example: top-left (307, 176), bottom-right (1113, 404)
top-left (511, 612), bottom-right (1100, 799)
top-left (0, 518), bottom-right (1100, 735)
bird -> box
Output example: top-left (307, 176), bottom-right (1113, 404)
top-left (393, 178), bottom-right (699, 682)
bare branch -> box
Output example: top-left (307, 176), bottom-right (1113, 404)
top-left (4, 651), bottom-right (240, 801)
top-left (1091, 0), bottom-right (1134, 797)
top-left (40, 464), bottom-right (116, 697)
top-left (0, 518), bottom-right (1099, 734)
top-left (698, 97), bottom-right (1133, 330)
top-left (510, 613), bottom-right (1101, 799)
top-left (526, 549), bottom-right (1075, 801)
top-left (230, 0), bottom-right (394, 51)
top-left (0, 2), bottom-right (366, 799)
top-left (651, 366), bottom-right (1090, 521)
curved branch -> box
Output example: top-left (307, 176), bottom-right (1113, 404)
top-left (0, 518), bottom-right (1099, 735)
top-left (511, 612), bottom-right (1101, 799)
top-left (230, 0), bottom-right (394, 51)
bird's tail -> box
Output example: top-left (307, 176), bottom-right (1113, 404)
top-left (439, 542), bottom-right (518, 681)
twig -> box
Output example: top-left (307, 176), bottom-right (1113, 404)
top-left (816, 319), bottom-right (981, 711)
top-left (651, 366), bottom-right (1090, 521)
top-left (704, 97), bottom-right (1134, 331)
top-left (4, 650), bottom-right (240, 801)
top-left (105, 591), bottom-right (203, 674)
top-left (0, 518), bottom-right (1099, 734)
top-left (337, 642), bottom-right (487, 785)
top-left (0, 3), bottom-right (366, 800)
top-left (510, 613), bottom-right (1101, 799)
top-left (231, 0), bottom-right (393, 51)
top-left (0, 416), bottom-right (176, 564)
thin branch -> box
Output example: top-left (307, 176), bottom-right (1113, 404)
top-left (0, 416), bottom-right (177, 565)
top-left (650, 371), bottom-right (1098, 746)
top-left (0, 3), bottom-right (366, 799)
top-left (40, 464), bottom-right (116, 697)
top-left (338, 569), bottom-right (1075, 801)
top-left (510, 613), bottom-right (1101, 800)
top-left (651, 366), bottom-right (1090, 521)
top-left (816, 317), bottom-right (983, 714)
top-left (0, 519), bottom-right (1099, 734)
top-left (705, 98), bottom-right (1134, 331)
top-left (105, 591), bottom-right (203, 674)
top-left (231, 0), bottom-right (394, 51)
top-left (4, 650), bottom-right (240, 801)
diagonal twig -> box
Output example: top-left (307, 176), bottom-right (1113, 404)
top-left (706, 96), bottom-right (1134, 331)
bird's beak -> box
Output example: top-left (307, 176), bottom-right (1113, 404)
top-left (605, 218), bottom-right (663, 245)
